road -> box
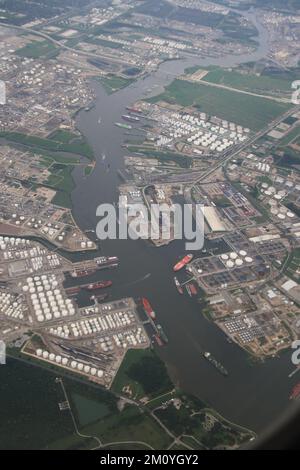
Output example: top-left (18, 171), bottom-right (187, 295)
top-left (180, 76), bottom-right (291, 104)
top-left (190, 104), bottom-right (300, 190)
top-left (0, 12), bottom-right (133, 65)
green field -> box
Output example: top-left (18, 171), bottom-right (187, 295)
top-left (283, 248), bottom-right (300, 280)
top-left (126, 146), bottom-right (192, 168)
top-left (0, 359), bottom-right (76, 450)
top-left (58, 378), bottom-right (172, 450)
top-left (0, 132), bottom-right (94, 160)
top-left (154, 401), bottom-right (254, 450)
top-left (148, 79), bottom-right (291, 131)
top-left (80, 404), bottom-right (172, 450)
top-left (85, 36), bottom-right (121, 50)
top-left (15, 40), bottom-right (59, 59)
top-left (112, 349), bottom-right (173, 400)
top-left (99, 74), bottom-right (135, 94)
top-left (279, 126), bottom-right (300, 146)
top-left (48, 130), bottom-right (81, 144)
top-left (0, 357), bottom-right (172, 450)
top-left (45, 164), bottom-right (75, 209)
top-left (202, 67), bottom-right (292, 95)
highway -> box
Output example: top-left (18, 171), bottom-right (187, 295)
top-left (190, 104), bottom-right (300, 190)
top-left (179, 76), bottom-right (291, 104)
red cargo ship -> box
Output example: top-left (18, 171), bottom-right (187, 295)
top-left (142, 297), bottom-right (156, 320)
top-left (66, 286), bottom-right (81, 296)
top-left (126, 106), bottom-right (142, 114)
top-left (173, 254), bottom-right (194, 272)
top-left (85, 281), bottom-right (112, 291)
top-left (189, 283), bottom-right (198, 296)
top-left (154, 334), bottom-right (163, 347)
top-left (290, 383), bottom-right (300, 400)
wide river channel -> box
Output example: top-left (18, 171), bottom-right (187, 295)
top-left (71, 10), bottom-right (297, 433)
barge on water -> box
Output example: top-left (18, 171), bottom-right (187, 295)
top-left (203, 352), bottom-right (228, 377)
top-left (115, 122), bottom-right (132, 130)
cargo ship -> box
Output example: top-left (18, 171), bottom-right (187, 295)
top-left (126, 106), bottom-right (143, 114)
top-left (115, 122), bottom-right (132, 130)
top-left (174, 277), bottom-right (183, 295)
top-left (203, 352), bottom-right (228, 377)
top-left (70, 268), bottom-right (96, 279)
top-left (290, 383), bottom-right (300, 400)
top-left (189, 283), bottom-right (198, 296)
top-left (173, 254), bottom-right (194, 272)
top-left (157, 324), bottom-right (168, 344)
top-left (95, 256), bottom-right (119, 269)
top-left (154, 334), bottom-right (163, 347)
top-left (122, 114), bottom-right (140, 123)
top-left (142, 297), bottom-right (156, 320)
top-left (186, 284), bottom-right (192, 297)
top-left (85, 280), bottom-right (112, 291)
top-left (66, 286), bottom-right (81, 296)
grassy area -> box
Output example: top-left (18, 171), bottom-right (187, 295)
top-left (98, 74), bottom-right (135, 94)
top-left (0, 132), bottom-right (94, 160)
top-left (48, 130), bottom-right (81, 144)
top-left (84, 165), bottom-right (94, 176)
top-left (82, 404), bottom-right (172, 449)
top-left (112, 349), bottom-right (173, 400)
top-left (126, 146), bottom-right (192, 168)
top-left (64, 377), bottom-right (171, 449)
top-left (275, 147), bottom-right (300, 169)
top-left (15, 40), bottom-right (59, 59)
top-left (1, 356), bottom-right (171, 450)
top-left (45, 164), bottom-right (75, 209)
top-left (0, 359), bottom-right (76, 450)
top-left (154, 399), bottom-right (253, 450)
top-left (283, 248), bottom-right (300, 280)
top-left (181, 435), bottom-right (204, 450)
top-left (85, 36), bottom-right (121, 50)
top-left (279, 126), bottom-right (300, 146)
top-left (148, 79), bottom-right (291, 131)
top-left (202, 67), bottom-right (292, 94)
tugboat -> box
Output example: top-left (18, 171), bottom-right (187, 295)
top-left (174, 277), bottom-right (184, 295)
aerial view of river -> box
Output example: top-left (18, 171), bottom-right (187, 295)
top-left (71, 10), bottom-right (297, 433)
